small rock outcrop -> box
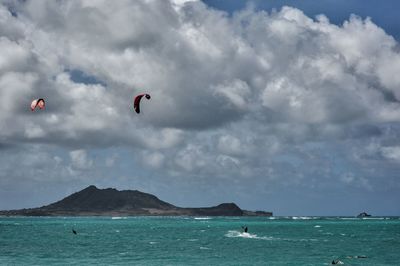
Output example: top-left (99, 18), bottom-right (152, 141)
top-left (357, 212), bottom-right (371, 218)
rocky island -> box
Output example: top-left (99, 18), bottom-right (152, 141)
top-left (356, 212), bottom-right (371, 218)
top-left (0, 185), bottom-right (272, 217)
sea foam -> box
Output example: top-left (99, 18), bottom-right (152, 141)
top-left (194, 217), bottom-right (212, 220)
top-left (225, 230), bottom-right (273, 240)
top-left (111, 217), bottom-right (127, 220)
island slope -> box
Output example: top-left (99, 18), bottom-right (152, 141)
top-left (0, 185), bottom-right (272, 217)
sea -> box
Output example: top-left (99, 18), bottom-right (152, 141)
top-left (1, 216), bottom-right (399, 265)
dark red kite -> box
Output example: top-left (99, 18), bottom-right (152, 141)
top-left (134, 93), bottom-right (151, 113)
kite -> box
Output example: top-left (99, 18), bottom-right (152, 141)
top-left (31, 98), bottom-right (45, 111)
top-left (134, 93), bottom-right (151, 114)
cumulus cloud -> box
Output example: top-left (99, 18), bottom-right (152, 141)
top-left (381, 146), bottom-right (400, 161)
top-left (340, 172), bottom-right (372, 191)
top-left (1, 0), bottom-right (400, 213)
top-left (217, 134), bottom-right (248, 156)
top-left (69, 149), bottom-right (93, 170)
top-left (141, 151), bottom-right (165, 169)
top-left (2, 1), bottom-right (400, 141)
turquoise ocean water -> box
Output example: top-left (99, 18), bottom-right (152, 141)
top-left (1, 216), bottom-right (399, 265)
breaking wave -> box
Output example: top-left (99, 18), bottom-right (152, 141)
top-left (194, 217), bottom-right (212, 220)
top-left (225, 230), bottom-right (273, 240)
top-left (111, 217), bottom-right (127, 220)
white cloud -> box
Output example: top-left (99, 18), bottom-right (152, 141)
top-left (24, 123), bottom-right (45, 139)
top-left (141, 151), bottom-right (165, 169)
top-left (216, 154), bottom-right (240, 169)
top-left (174, 144), bottom-right (206, 172)
top-left (105, 154), bottom-right (117, 167)
top-left (2, 1), bottom-right (399, 140)
top-left (140, 128), bottom-right (184, 150)
top-left (69, 149), bottom-right (93, 170)
top-left (171, 0), bottom-right (198, 6)
top-left (340, 172), bottom-right (373, 191)
top-left (213, 79), bottom-right (251, 111)
top-left (381, 146), bottom-right (400, 161)
top-left (217, 135), bottom-right (245, 156)
top-left (0, 0), bottom-right (400, 200)
top-left (54, 156), bottom-right (63, 164)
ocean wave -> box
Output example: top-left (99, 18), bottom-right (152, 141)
top-left (225, 230), bottom-right (273, 240)
top-left (194, 217), bottom-right (212, 220)
top-left (111, 217), bottom-right (127, 220)
top-left (292, 216), bottom-right (314, 220)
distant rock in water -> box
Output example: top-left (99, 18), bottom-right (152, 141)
top-left (0, 185), bottom-right (272, 217)
top-left (357, 212), bottom-right (371, 218)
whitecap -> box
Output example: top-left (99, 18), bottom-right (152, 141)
top-left (314, 225), bottom-right (321, 228)
top-left (111, 217), bottom-right (127, 220)
top-left (225, 230), bottom-right (273, 240)
top-left (292, 216), bottom-right (312, 220)
top-left (194, 217), bottom-right (212, 220)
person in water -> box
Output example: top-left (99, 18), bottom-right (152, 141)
top-left (72, 229), bottom-right (77, 235)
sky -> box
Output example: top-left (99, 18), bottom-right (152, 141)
top-left (203, 0), bottom-right (400, 40)
top-left (0, 0), bottom-right (399, 216)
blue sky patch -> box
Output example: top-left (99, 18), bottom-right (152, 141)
top-left (67, 69), bottom-right (106, 87)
